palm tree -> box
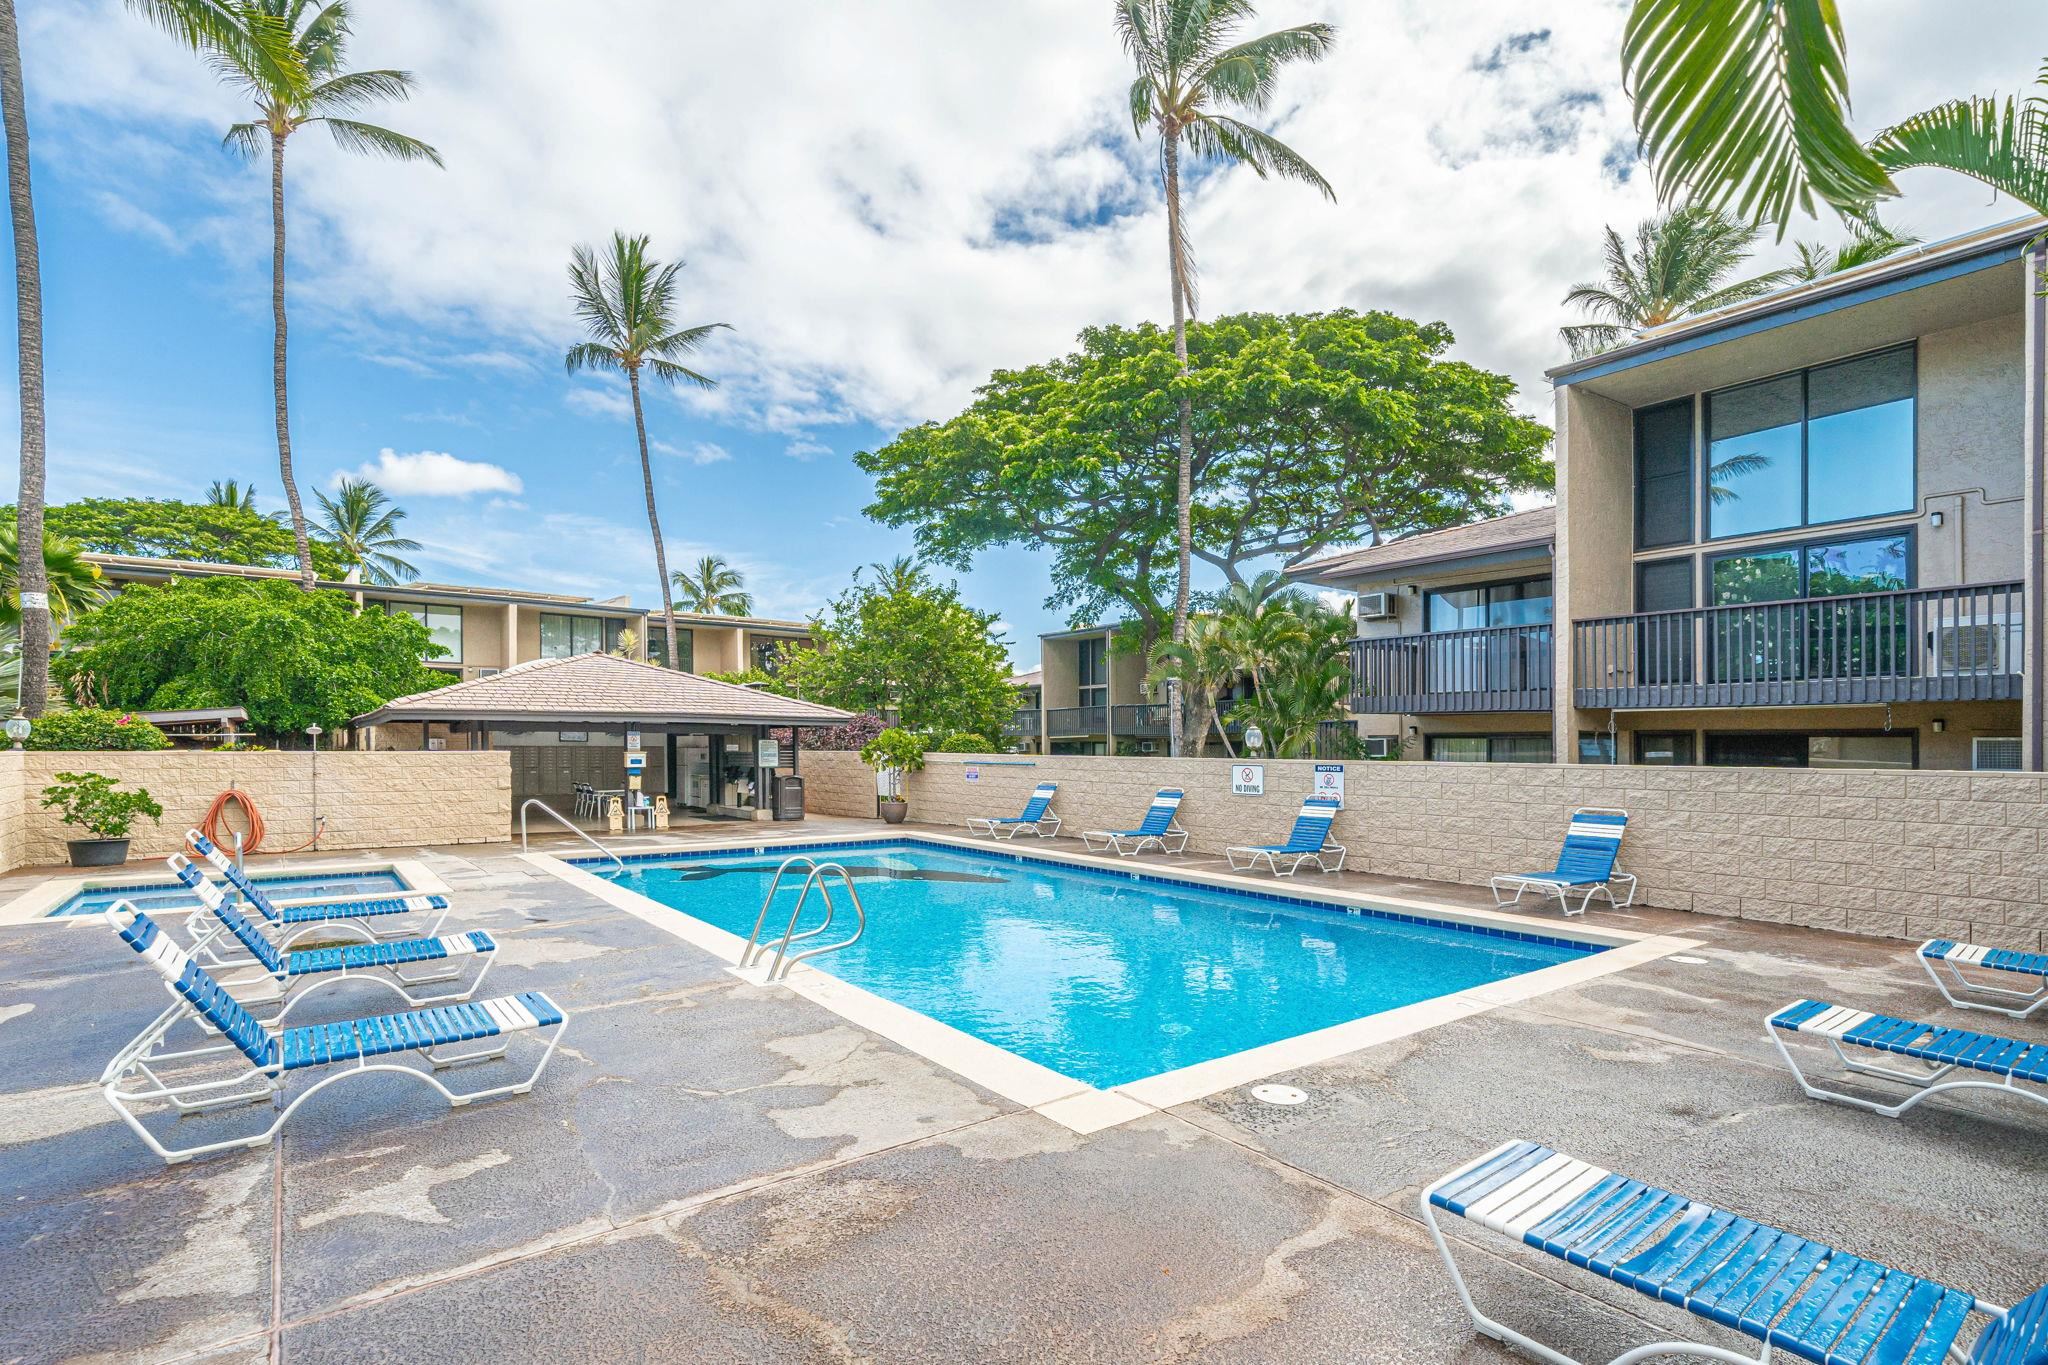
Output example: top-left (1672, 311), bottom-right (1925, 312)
top-left (672, 554), bottom-right (753, 615)
top-left (314, 477), bottom-right (419, 584)
top-left (1146, 613), bottom-right (1242, 757)
top-left (207, 478), bottom-right (262, 510)
top-left (1623, 4), bottom-right (2048, 232)
top-left (0, 527), bottom-right (106, 627)
top-left (0, 0), bottom-right (47, 716)
top-left (144, 1), bottom-right (439, 591)
top-left (1785, 221), bottom-right (1922, 283)
top-left (565, 232), bottom-right (730, 671)
top-left (1118, 0), bottom-right (1334, 757)
top-left (858, 556), bottom-right (925, 596)
top-left (1562, 207), bottom-right (1791, 358)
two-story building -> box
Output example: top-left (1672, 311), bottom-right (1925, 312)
top-left (1028, 624), bottom-right (1252, 756)
top-left (1297, 214), bottom-right (2048, 772)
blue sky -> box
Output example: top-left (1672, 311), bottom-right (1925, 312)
top-left (3, 0), bottom-right (2037, 668)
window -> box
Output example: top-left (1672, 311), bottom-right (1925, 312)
top-left (539, 613), bottom-right (606, 658)
top-left (1634, 559), bottom-right (1695, 685)
top-left (1634, 732), bottom-right (1695, 766)
top-left (384, 601), bottom-right (462, 663)
top-left (1577, 732), bottom-right (1616, 764)
top-left (1707, 532), bottom-right (1912, 684)
top-left (1425, 577), bottom-right (1552, 632)
top-left (605, 619), bottom-right (635, 657)
top-left (1705, 346), bottom-right (1915, 539)
top-left (1704, 732), bottom-right (1915, 769)
top-left (1076, 637), bottom-right (1107, 709)
top-left (751, 638), bottom-right (789, 673)
top-left (1634, 398), bottom-right (1694, 548)
top-left (1426, 735), bottom-right (1553, 763)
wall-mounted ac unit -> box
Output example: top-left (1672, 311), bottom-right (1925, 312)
top-left (475, 668), bottom-right (502, 679)
top-left (1929, 612), bottom-right (2023, 676)
top-left (1973, 737), bottom-right (2022, 771)
top-left (1363, 735), bottom-right (1396, 759)
top-left (1357, 591), bottom-right (1399, 621)
top-left (1138, 740), bottom-right (1157, 754)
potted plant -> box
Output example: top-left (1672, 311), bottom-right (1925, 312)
top-left (859, 727), bottom-right (926, 825)
top-left (40, 771), bottom-right (164, 867)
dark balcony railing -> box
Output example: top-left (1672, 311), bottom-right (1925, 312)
top-left (1005, 707), bottom-right (1041, 736)
top-left (1573, 581), bottom-right (2024, 709)
top-left (1348, 624), bottom-right (1553, 713)
top-left (1046, 704), bottom-right (1107, 735)
top-left (1112, 703), bottom-right (1170, 736)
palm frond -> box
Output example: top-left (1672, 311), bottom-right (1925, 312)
top-left (1560, 323), bottom-right (1628, 359)
top-left (1126, 73), bottom-right (1157, 136)
top-left (1195, 24), bottom-right (1335, 113)
top-left (645, 357), bottom-right (717, 390)
top-left (1182, 115), bottom-right (1334, 200)
top-left (305, 67), bottom-right (415, 114)
top-left (1868, 91), bottom-right (2048, 217)
top-left (1623, 0), bottom-right (1894, 234)
top-left (563, 341), bottom-right (621, 377)
top-left (124, 0), bottom-right (307, 97)
top-left (313, 117), bottom-right (442, 165)
top-left (223, 120), bottom-right (268, 160)
top-left (650, 321), bottom-right (732, 361)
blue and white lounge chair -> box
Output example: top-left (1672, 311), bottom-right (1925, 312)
top-left (1423, 1138), bottom-right (2048, 1365)
top-left (1919, 938), bottom-right (2048, 1020)
top-left (1490, 808), bottom-right (1636, 917)
top-left (100, 905), bottom-right (566, 1164)
top-left (172, 844), bottom-right (450, 947)
top-left (965, 782), bottom-right (1060, 840)
top-left (1081, 789), bottom-right (1188, 857)
top-left (1224, 798), bottom-right (1344, 876)
top-left (1768, 998), bottom-right (2047, 1121)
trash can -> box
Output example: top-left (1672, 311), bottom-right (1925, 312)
top-left (775, 775), bottom-right (805, 821)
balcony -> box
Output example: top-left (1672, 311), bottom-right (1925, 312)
top-left (1046, 704), bottom-right (1107, 735)
top-left (1348, 624), bottom-right (1553, 713)
top-left (1005, 707), bottom-right (1041, 737)
top-left (1572, 582), bottom-right (2024, 709)
top-left (1112, 703), bottom-right (1169, 736)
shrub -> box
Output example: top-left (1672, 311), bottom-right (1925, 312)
top-left (795, 713), bottom-right (887, 752)
top-left (859, 727), bottom-right (927, 802)
top-left (25, 708), bottom-right (172, 752)
top-left (935, 732), bottom-right (992, 753)
top-left (40, 771), bottom-right (164, 839)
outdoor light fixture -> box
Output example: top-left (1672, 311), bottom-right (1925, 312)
top-left (1932, 718), bottom-right (1946, 733)
top-left (5, 710), bottom-right (29, 750)
top-left (1930, 510), bottom-right (1945, 528)
top-left (1243, 723), bottom-right (1265, 753)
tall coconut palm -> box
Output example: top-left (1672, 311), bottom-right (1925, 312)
top-left (1785, 221), bottom-right (1922, 283)
top-left (145, 0), bottom-right (439, 590)
top-left (207, 478), bottom-right (262, 510)
top-left (858, 556), bottom-right (925, 596)
top-left (672, 554), bottom-right (752, 615)
top-left (0, 527), bottom-right (105, 627)
top-left (1146, 613), bottom-right (1242, 757)
top-left (1623, 3), bottom-right (2048, 232)
top-left (0, 0), bottom-right (47, 715)
top-left (1117, 0), bottom-right (1334, 757)
top-left (314, 476), bottom-right (419, 584)
top-left (565, 232), bottom-right (730, 670)
top-left (1561, 207), bottom-right (1791, 358)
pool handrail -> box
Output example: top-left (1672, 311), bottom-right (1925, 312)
top-left (742, 855), bottom-right (823, 967)
top-left (519, 798), bottom-right (625, 871)
top-left (765, 862), bottom-right (865, 982)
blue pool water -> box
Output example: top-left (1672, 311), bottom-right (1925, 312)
top-left (591, 840), bottom-right (1597, 1088)
top-left (50, 869), bottom-right (412, 918)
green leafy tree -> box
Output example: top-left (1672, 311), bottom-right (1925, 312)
top-left (0, 526), bottom-right (105, 626)
top-left (4, 497), bottom-right (346, 573)
top-left (1623, 4), bottom-right (2047, 232)
top-left (142, 0), bottom-right (440, 589)
top-left (565, 231), bottom-right (730, 670)
top-left (671, 554), bottom-right (752, 615)
top-left (1785, 220), bottom-right (1921, 283)
top-left (315, 476), bottom-right (420, 584)
top-left (772, 568), bottom-right (1016, 741)
top-left (1561, 207), bottom-right (1789, 357)
top-left (1118, 0), bottom-right (1335, 756)
top-left (25, 708), bottom-right (173, 752)
top-left (40, 771), bottom-right (164, 838)
top-left (56, 576), bottom-right (451, 738)
top-left (859, 309), bottom-right (1552, 650)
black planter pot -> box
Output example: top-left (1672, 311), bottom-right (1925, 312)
top-left (878, 800), bottom-right (909, 825)
top-left (67, 837), bottom-right (131, 868)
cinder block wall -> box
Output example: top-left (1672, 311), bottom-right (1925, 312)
top-left (803, 751), bottom-right (2048, 950)
top-left (10, 750), bottom-right (511, 867)
top-left (800, 749), bottom-right (878, 818)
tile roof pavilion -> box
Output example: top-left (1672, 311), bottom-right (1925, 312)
top-left (354, 652), bottom-right (855, 729)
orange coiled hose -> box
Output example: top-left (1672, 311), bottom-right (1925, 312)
top-left (196, 788), bottom-right (267, 855)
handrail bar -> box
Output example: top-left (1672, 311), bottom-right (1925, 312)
top-left (766, 862), bottom-right (865, 981)
top-left (518, 798), bottom-right (625, 870)
top-left (1574, 579), bottom-right (2023, 628)
top-left (742, 856), bottom-right (822, 967)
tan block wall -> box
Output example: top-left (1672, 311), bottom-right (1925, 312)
top-left (800, 749), bottom-right (877, 818)
top-left (809, 751), bottom-right (2048, 951)
top-left (14, 751), bottom-right (510, 867)
top-left (0, 750), bottom-right (22, 873)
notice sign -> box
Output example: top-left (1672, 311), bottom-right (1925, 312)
top-left (624, 751), bottom-right (647, 774)
top-left (1231, 764), bottom-right (1265, 796)
top-left (963, 765), bottom-right (980, 782)
top-left (625, 728), bottom-right (642, 752)
top-left (1313, 763), bottom-right (1345, 808)
top-left (757, 739), bottom-right (781, 768)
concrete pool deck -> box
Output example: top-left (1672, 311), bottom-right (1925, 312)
top-left (1, 823), bottom-right (2042, 1362)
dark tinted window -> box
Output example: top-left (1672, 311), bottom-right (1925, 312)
top-left (1707, 375), bottom-right (1804, 537)
top-left (1635, 558), bottom-right (1694, 613)
top-left (1807, 349), bottom-right (1915, 525)
top-left (1635, 399), bottom-right (1694, 548)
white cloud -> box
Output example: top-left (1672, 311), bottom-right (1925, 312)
top-left (783, 437), bottom-right (834, 461)
top-left (652, 439), bottom-right (732, 466)
top-left (563, 385), bottom-right (632, 421)
top-left (338, 448), bottom-right (525, 498)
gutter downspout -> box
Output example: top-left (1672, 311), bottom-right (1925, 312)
top-left (2029, 248), bottom-right (2047, 770)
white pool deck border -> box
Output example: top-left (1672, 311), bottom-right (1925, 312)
top-left (522, 831), bottom-right (1702, 1134)
top-left (0, 856), bottom-right (450, 926)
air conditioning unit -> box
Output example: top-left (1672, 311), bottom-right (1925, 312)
top-left (476, 668), bottom-right (501, 677)
top-left (1357, 591), bottom-right (1399, 621)
top-left (1973, 737), bottom-right (2023, 771)
top-left (1138, 740), bottom-right (1157, 754)
top-left (1363, 735), bottom-right (1397, 759)
top-left (1928, 611), bottom-right (2023, 676)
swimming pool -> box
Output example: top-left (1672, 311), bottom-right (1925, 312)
top-left (588, 840), bottom-right (1601, 1090)
top-left (47, 868), bottom-right (413, 918)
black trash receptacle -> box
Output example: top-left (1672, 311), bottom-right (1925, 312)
top-left (775, 775), bottom-right (805, 821)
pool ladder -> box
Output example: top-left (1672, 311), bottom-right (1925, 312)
top-left (740, 855), bottom-right (866, 982)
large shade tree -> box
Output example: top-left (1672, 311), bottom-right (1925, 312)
top-left (859, 309), bottom-right (1552, 665)
top-left (142, 0), bottom-right (440, 590)
top-left (565, 231), bottom-right (729, 670)
top-left (1118, 0), bottom-right (1334, 755)
top-left (4, 497), bottom-right (345, 572)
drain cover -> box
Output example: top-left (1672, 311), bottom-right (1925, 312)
top-left (1250, 1084), bottom-right (1307, 1106)
top-left (1671, 955), bottom-right (1710, 965)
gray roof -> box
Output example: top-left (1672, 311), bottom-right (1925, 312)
top-left (353, 652), bottom-right (855, 728)
top-left (1289, 507), bottom-right (1555, 584)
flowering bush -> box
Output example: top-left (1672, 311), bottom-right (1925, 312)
top-left (793, 713), bottom-right (888, 751)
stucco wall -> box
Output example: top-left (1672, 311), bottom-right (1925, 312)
top-left (11, 750), bottom-right (510, 868)
top-left (798, 749), bottom-right (877, 818)
top-left (822, 752), bottom-right (2048, 950)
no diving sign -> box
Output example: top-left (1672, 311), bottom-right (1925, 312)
top-left (1231, 764), bottom-right (1264, 796)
